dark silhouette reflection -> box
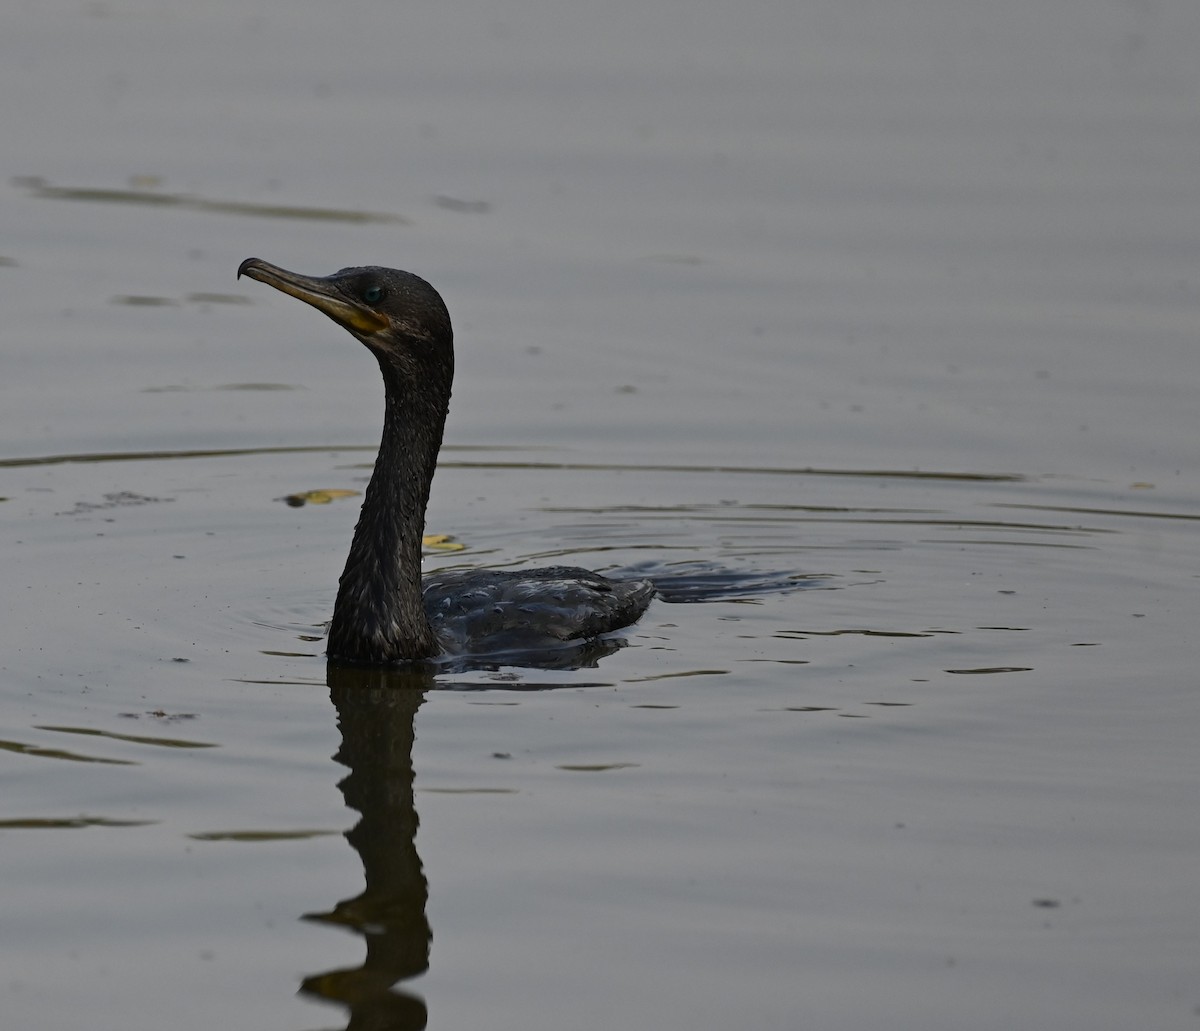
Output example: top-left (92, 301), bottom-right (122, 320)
top-left (300, 663), bottom-right (436, 1031)
top-left (291, 562), bottom-right (806, 1027)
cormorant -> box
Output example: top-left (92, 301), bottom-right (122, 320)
top-left (237, 258), bottom-right (655, 665)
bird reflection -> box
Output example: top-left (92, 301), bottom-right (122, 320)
top-left (291, 559), bottom-right (808, 1028)
top-left (300, 663), bottom-right (435, 1030)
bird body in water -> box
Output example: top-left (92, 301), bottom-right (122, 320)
top-left (237, 258), bottom-right (655, 665)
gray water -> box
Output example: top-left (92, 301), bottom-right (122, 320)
top-left (3, 1), bottom-right (1199, 1028)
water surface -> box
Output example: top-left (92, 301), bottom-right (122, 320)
top-left (3, 1), bottom-right (1199, 1029)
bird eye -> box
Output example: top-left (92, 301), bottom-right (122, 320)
top-left (363, 285), bottom-right (385, 304)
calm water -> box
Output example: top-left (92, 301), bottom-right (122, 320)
top-left (3, 1), bottom-right (1199, 1028)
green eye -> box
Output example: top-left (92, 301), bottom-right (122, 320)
top-left (363, 285), bottom-right (384, 304)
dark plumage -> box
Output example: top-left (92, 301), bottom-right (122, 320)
top-left (237, 258), bottom-right (655, 665)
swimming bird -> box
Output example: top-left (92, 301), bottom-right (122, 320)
top-left (237, 258), bottom-right (655, 665)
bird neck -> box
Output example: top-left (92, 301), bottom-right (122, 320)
top-left (328, 362), bottom-right (449, 663)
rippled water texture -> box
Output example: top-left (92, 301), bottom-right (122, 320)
top-left (3, 2), bottom-right (1199, 1029)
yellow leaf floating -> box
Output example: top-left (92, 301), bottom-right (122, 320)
top-left (280, 488), bottom-right (361, 508)
top-left (423, 533), bottom-right (465, 552)
top-left (279, 493), bottom-right (464, 549)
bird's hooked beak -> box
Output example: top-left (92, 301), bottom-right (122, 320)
top-left (238, 257), bottom-right (389, 336)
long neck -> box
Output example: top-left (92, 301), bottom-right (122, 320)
top-left (328, 362), bottom-right (449, 663)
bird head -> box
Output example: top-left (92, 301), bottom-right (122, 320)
top-left (237, 258), bottom-right (453, 378)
